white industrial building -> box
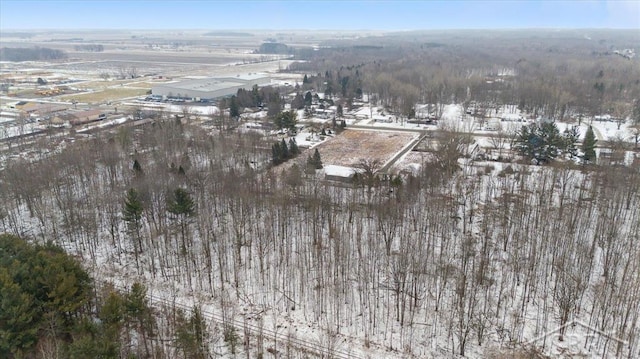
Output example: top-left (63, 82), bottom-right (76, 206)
top-left (152, 73), bottom-right (270, 100)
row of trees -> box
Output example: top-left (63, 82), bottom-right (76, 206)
top-left (228, 84), bottom-right (282, 114)
top-left (0, 47), bottom-right (67, 61)
top-left (271, 138), bottom-right (300, 165)
top-left (73, 44), bottom-right (104, 52)
top-left (514, 122), bottom-right (598, 164)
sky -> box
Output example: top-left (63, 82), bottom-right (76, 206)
top-left (0, 0), bottom-right (638, 30)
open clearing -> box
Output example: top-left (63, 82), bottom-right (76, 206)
top-left (315, 129), bottom-right (417, 167)
top-left (73, 79), bottom-right (135, 90)
top-left (125, 81), bottom-right (161, 89)
top-left (59, 87), bottom-right (149, 103)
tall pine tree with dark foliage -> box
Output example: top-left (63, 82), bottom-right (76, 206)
top-left (582, 126), bottom-right (597, 163)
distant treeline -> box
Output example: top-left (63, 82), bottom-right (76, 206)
top-left (258, 42), bottom-right (290, 54)
top-left (0, 46), bottom-right (67, 61)
top-left (0, 32), bottom-right (35, 38)
top-left (352, 45), bottom-right (383, 50)
top-left (74, 44), bottom-right (104, 52)
top-left (203, 31), bottom-right (253, 37)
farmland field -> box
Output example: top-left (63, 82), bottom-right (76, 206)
top-left (314, 129), bottom-right (417, 167)
top-left (58, 87), bottom-right (149, 103)
top-left (73, 79), bottom-right (135, 90)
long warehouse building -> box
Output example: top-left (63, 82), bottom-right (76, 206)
top-left (152, 73), bottom-right (270, 100)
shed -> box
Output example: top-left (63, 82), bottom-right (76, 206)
top-left (324, 165), bottom-right (363, 183)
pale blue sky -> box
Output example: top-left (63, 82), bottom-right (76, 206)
top-left (0, 1), bottom-right (638, 30)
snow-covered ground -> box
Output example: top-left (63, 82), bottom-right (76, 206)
top-left (76, 116), bottom-right (128, 132)
top-left (3, 121), bottom-right (638, 358)
top-left (0, 120), bottom-right (44, 139)
top-left (2, 98), bottom-right (639, 358)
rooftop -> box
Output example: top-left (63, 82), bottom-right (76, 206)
top-left (324, 165), bottom-right (363, 178)
top-left (159, 78), bottom-right (247, 92)
top-left (217, 73), bottom-right (269, 82)
top-left (157, 73), bottom-right (270, 92)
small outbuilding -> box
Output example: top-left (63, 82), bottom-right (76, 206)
top-left (324, 165), bottom-right (363, 183)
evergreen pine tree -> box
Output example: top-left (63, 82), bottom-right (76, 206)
top-left (0, 269), bottom-right (37, 357)
top-left (167, 188), bottom-right (195, 218)
top-left (68, 320), bottom-right (120, 359)
top-left (174, 306), bottom-right (210, 359)
top-left (167, 188), bottom-right (196, 254)
top-left (582, 125), bottom-right (598, 163)
top-left (312, 148), bottom-right (323, 169)
top-left (291, 93), bottom-right (305, 109)
top-left (274, 111), bottom-right (297, 132)
top-left (288, 138), bottom-right (299, 156)
top-left (304, 91), bottom-right (313, 107)
top-left (229, 96), bottom-right (240, 118)
top-left (563, 126), bottom-right (580, 158)
top-left (123, 189), bottom-right (143, 227)
top-left (281, 138), bottom-right (289, 159)
top-left (125, 283), bottom-right (155, 356)
top-left (99, 291), bottom-right (125, 330)
top-left (190, 307), bottom-right (208, 358)
top-left (0, 235), bottom-right (93, 357)
top-left (132, 159), bottom-right (143, 176)
top-left (272, 142), bottom-right (282, 165)
top-left (515, 122), bottom-right (563, 163)
top-left (122, 188), bottom-right (144, 254)
top-left (251, 84), bottom-right (262, 107)
top-left (95, 290), bottom-right (125, 356)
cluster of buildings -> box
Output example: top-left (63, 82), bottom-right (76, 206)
top-left (1, 101), bottom-right (109, 127)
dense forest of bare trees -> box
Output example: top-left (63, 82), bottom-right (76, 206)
top-left (1, 115), bottom-right (638, 357)
top-left (290, 30), bottom-right (640, 122)
top-left (1, 29), bottom-right (638, 357)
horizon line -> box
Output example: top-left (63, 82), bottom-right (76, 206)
top-left (2, 27), bottom-right (639, 32)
